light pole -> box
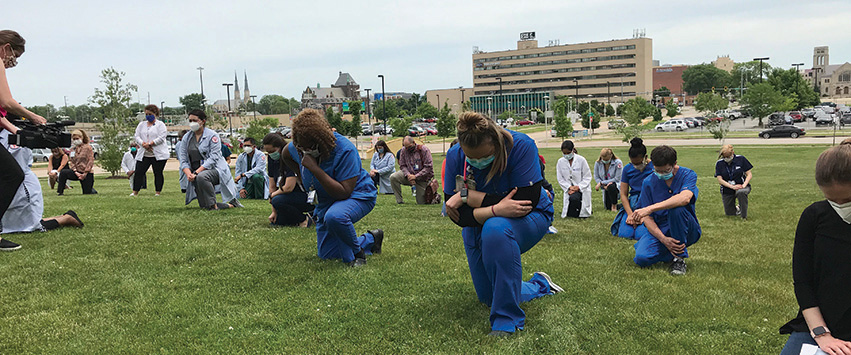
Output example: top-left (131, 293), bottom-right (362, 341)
top-left (436, 94), bottom-right (440, 109)
top-left (543, 95), bottom-right (550, 141)
top-left (606, 81), bottom-right (611, 111)
top-left (197, 67), bottom-right (205, 109)
top-left (378, 75), bottom-right (386, 135)
top-left (487, 97), bottom-right (493, 118)
top-left (792, 63), bottom-right (805, 71)
top-left (753, 57), bottom-right (770, 83)
top-left (250, 95), bottom-right (258, 120)
top-left (496, 78), bottom-right (503, 117)
top-left (364, 88), bottom-right (371, 127)
top-left (223, 83), bottom-right (234, 136)
top-left (160, 101), bottom-right (165, 122)
top-left (587, 94), bottom-right (594, 138)
top-left (460, 87), bottom-right (466, 111)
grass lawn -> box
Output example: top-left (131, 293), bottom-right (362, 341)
top-left (0, 145), bottom-right (830, 353)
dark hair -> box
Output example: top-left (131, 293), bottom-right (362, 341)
top-left (815, 144), bottom-right (851, 186)
top-left (628, 137), bottom-right (647, 158)
top-left (374, 140), bottom-right (390, 154)
top-left (449, 138), bottom-right (459, 148)
top-left (0, 30), bottom-right (25, 56)
top-left (178, 130), bottom-right (188, 139)
top-left (243, 137), bottom-right (256, 146)
top-left (144, 104), bottom-right (160, 116)
top-left (650, 145), bottom-right (677, 167)
top-left (457, 112), bottom-right (514, 184)
top-left (292, 109), bottom-right (336, 157)
top-left (188, 109), bottom-right (207, 121)
top-left (561, 140), bottom-right (574, 152)
top-left (262, 132), bottom-right (286, 148)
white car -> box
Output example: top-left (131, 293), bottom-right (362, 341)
top-left (655, 120), bottom-right (688, 132)
top-left (31, 148), bottom-right (50, 163)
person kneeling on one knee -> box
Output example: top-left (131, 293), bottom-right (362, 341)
top-left (390, 136), bottom-right (433, 204)
top-left (714, 144), bottom-right (752, 219)
top-left (234, 137), bottom-right (269, 200)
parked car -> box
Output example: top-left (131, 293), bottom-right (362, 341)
top-left (802, 108), bottom-right (817, 119)
top-left (607, 119), bottom-right (625, 130)
top-left (682, 117), bottom-right (699, 128)
top-left (407, 126), bottom-right (426, 137)
top-left (766, 112), bottom-right (791, 127)
top-left (759, 125), bottom-right (805, 139)
top-left (840, 114), bottom-right (851, 127)
top-left (516, 120), bottom-right (534, 126)
top-left (90, 143), bottom-right (101, 159)
top-left (692, 117), bottom-right (707, 126)
top-left (31, 148), bottom-right (50, 163)
top-left (728, 109), bottom-right (745, 120)
top-left (814, 111), bottom-right (835, 126)
top-left (655, 119), bottom-right (688, 132)
top-left (789, 111), bottom-right (804, 123)
top-left (415, 124), bottom-right (437, 135)
top-left (361, 124), bottom-right (373, 136)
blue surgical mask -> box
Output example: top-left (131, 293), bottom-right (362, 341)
top-left (466, 155), bottom-right (495, 169)
top-left (655, 170), bottom-right (674, 181)
top-left (564, 153), bottom-right (574, 160)
top-left (377, 148), bottom-right (385, 154)
top-left (602, 159), bottom-right (611, 164)
top-left (269, 152), bottom-right (280, 160)
top-left (146, 114), bottom-right (156, 122)
top-left (130, 147), bottom-right (137, 153)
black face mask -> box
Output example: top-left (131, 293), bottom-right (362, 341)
top-left (406, 145), bottom-right (416, 152)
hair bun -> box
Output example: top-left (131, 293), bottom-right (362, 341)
top-left (457, 112), bottom-right (488, 132)
top-left (630, 137), bottom-right (644, 147)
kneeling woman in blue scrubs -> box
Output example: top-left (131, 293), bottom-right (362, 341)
top-left (281, 109), bottom-right (383, 267)
top-left (443, 112), bottom-right (562, 337)
top-left (611, 138), bottom-right (654, 239)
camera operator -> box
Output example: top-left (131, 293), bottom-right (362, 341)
top-left (0, 30), bottom-right (47, 232)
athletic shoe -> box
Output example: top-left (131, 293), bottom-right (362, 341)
top-left (736, 205), bottom-right (741, 216)
top-left (670, 257), bottom-right (687, 276)
top-left (0, 239), bottom-right (22, 251)
top-left (154, 193), bottom-right (161, 197)
top-left (532, 271), bottom-right (564, 293)
top-left (369, 229), bottom-right (384, 254)
top-left (547, 226), bottom-right (558, 234)
top-left (129, 193), bottom-right (137, 196)
top-left (349, 250), bottom-right (367, 267)
top-left (64, 210), bottom-right (84, 227)
top-left (487, 330), bottom-right (513, 337)
top-left (230, 200), bottom-right (244, 208)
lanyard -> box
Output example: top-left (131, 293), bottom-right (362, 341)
top-left (725, 161), bottom-right (736, 182)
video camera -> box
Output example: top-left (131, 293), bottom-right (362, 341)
top-left (7, 117), bottom-right (75, 149)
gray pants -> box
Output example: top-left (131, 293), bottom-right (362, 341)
top-left (390, 170), bottom-right (429, 204)
top-left (722, 186), bottom-right (750, 219)
top-left (194, 169), bottom-right (230, 210)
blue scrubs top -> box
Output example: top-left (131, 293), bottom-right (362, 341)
top-left (621, 162), bottom-right (654, 196)
top-left (443, 130), bottom-right (553, 219)
top-left (636, 166), bottom-right (699, 234)
top-left (287, 132), bottom-right (376, 205)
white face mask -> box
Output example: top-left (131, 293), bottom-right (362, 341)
top-left (828, 200), bottom-right (851, 224)
top-left (243, 146), bottom-right (254, 154)
top-left (723, 156), bottom-right (734, 163)
top-left (189, 121), bottom-right (201, 132)
top-left (72, 139), bottom-right (82, 147)
top-left (564, 153), bottom-right (574, 160)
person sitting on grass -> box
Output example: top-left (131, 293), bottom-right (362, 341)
top-left (0, 130), bottom-right (82, 249)
top-left (234, 137), bottom-right (269, 200)
top-left (630, 145), bottom-right (701, 276)
top-left (611, 138), bottom-right (653, 239)
top-left (57, 129), bottom-right (97, 196)
top-left (281, 109), bottom-right (383, 267)
top-left (262, 132), bottom-right (314, 227)
top-left (779, 141), bottom-right (851, 355)
top-left (443, 112), bottom-right (561, 337)
top-left (178, 109), bottom-right (242, 210)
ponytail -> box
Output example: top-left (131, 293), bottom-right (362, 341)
top-left (456, 112), bottom-right (513, 184)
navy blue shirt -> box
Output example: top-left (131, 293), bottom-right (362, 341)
top-left (714, 155), bottom-right (753, 195)
top-left (621, 162), bottom-right (654, 197)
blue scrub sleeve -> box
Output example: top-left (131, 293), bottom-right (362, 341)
top-left (680, 169), bottom-right (699, 203)
top-left (507, 137), bottom-right (543, 188)
top-left (333, 145), bottom-right (361, 183)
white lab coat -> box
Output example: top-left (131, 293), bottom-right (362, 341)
top-left (234, 151), bottom-right (269, 199)
top-left (134, 119), bottom-right (170, 161)
top-left (556, 154), bottom-right (592, 218)
top-left (0, 130), bottom-right (43, 234)
top-left (121, 151), bottom-right (136, 189)
top-left (178, 128), bottom-right (239, 206)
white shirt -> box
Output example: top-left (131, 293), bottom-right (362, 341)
top-left (134, 120), bottom-right (169, 161)
top-left (121, 151), bottom-right (136, 173)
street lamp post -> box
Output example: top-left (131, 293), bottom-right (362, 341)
top-left (543, 95), bottom-right (550, 144)
top-left (587, 94), bottom-right (594, 138)
top-left (436, 94), bottom-right (440, 109)
top-left (496, 78), bottom-right (503, 117)
top-left (792, 63), bottom-right (805, 71)
top-left (378, 75), bottom-right (386, 135)
top-left (223, 83), bottom-right (234, 136)
top-left (460, 87), bottom-right (466, 111)
top-left (197, 67), bottom-right (205, 109)
top-left (364, 88), bottom-right (371, 127)
top-left (250, 95), bottom-right (257, 120)
top-left (753, 57), bottom-right (770, 83)
top-left (160, 101), bottom-right (165, 123)
top-left (487, 97), bottom-right (493, 118)
top-left (606, 81), bottom-right (611, 111)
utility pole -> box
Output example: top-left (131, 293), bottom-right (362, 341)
top-left (792, 63), bottom-right (805, 71)
top-left (197, 67), bottom-right (206, 109)
top-left (223, 83), bottom-right (234, 136)
top-left (378, 75), bottom-right (386, 135)
top-left (496, 78), bottom-right (503, 117)
top-left (364, 88), bottom-right (372, 126)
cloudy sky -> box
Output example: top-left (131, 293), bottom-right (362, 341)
top-left (5, 0), bottom-right (851, 108)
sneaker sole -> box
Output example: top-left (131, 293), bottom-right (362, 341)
top-left (533, 272), bottom-right (564, 293)
top-left (0, 245), bottom-right (22, 252)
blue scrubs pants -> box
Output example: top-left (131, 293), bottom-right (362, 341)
top-left (611, 194), bottom-right (641, 239)
top-left (314, 197), bottom-right (377, 263)
top-left (463, 211), bottom-right (554, 332)
top-left (633, 206), bottom-right (701, 267)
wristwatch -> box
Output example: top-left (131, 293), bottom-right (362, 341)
top-left (811, 326), bottom-right (830, 339)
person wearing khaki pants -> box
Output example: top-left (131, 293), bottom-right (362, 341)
top-left (391, 170), bottom-right (429, 204)
top-left (391, 136), bottom-right (433, 204)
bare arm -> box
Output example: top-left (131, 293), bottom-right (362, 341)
top-left (742, 170), bottom-right (752, 187)
top-left (716, 175), bottom-right (737, 189)
top-left (619, 181), bottom-right (632, 214)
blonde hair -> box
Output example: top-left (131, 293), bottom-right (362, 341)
top-left (456, 112), bottom-right (514, 184)
top-left (719, 144), bottom-right (734, 158)
top-left (597, 148), bottom-right (617, 162)
top-left (71, 129), bottom-right (89, 144)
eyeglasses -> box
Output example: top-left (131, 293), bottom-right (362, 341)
top-left (654, 167), bottom-right (674, 175)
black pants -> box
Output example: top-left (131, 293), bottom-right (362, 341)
top-left (371, 174), bottom-right (380, 187)
top-left (134, 157), bottom-right (166, 192)
top-left (566, 191), bottom-right (583, 218)
top-left (57, 169), bottom-right (96, 194)
top-left (603, 184), bottom-right (620, 210)
top-left (0, 144), bottom-right (24, 219)
top-left (270, 191), bottom-right (314, 226)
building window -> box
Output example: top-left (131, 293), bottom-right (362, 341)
top-left (836, 87), bottom-right (842, 95)
top-left (839, 72), bottom-right (851, 82)
top-left (845, 87), bottom-right (850, 95)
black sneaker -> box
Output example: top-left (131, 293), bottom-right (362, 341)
top-left (370, 229), bottom-right (384, 254)
top-left (670, 257), bottom-right (687, 276)
top-left (348, 250), bottom-right (367, 267)
top-left (0, 238), bottom-right (22, 251)
top-left (487, 330), bottom-right (513, 337)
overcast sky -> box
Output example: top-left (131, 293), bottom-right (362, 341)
top-left (5, 0), bottom-right (851, 108)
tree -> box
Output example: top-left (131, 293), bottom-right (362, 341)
top-left (258, 95), bottom-right (290, 115)
top-left (344, 100), bottom-right (363, 137)
top-left (665, 100), bottom-right (679, 118)
top-left (245, 117), bottom-right (278, 143)
top-left (706, 118), bottom-right (732, 145)
top-left (552, 99), bottom-right (573, 139)
top-left (766, 68), bottom-right (820, 109)
top-left (498, 110), bottom-right (515, 121)
top-left (179, 93), bottom-right (205, 112)
top-left (682, 64), bottom-right (732, 95)
top-left (373, 98), bottom-right (404, 125)
top-left (89, 67), bottom-right (137, 176)
top-left (436, 102), bottom-right (456, 154)
top-left (389, 116), bottom-right (413, 137)
top-left (740, 82), bottom-right (787, 127)
top-left (654, 86), bottom-right (671, 97)
top-left (653, 108), bottom-right (663, 121)
top-left (530, 108), bottom-right (545, 123)
top-left (416, 101), bottom-right (439, 119)
top-left (324, 108), bottom-right (344, 132)
top-left (605, 104), bottom-right (615, 117)
top-left (694, 92), bottom-right (729, 116)
top-left (617, 97), bottom-right (652, 142)
top-left (731, 61), bottom-right (772, 89)
top-left (580, 107), bottom-right (601, 129)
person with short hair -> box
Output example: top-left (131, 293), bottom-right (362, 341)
top-left (234, 137), bottom-right (269, 199)
top-left (265, 133), bottom-right (284, 195)
top-left (779, 142), bottom-right (851, 355)
top-left (611, 138), bottom-right (654, 239)
top-left (57, 129), bottom-right (97, 195)
top-left (443, 112), bottom-right (560, 337)
top-left (390, 136), bottom-right (433, 204)
top-left (131, 104), bottom-right (168, 196)
top-left (369, 140), bottom-right (395, 194)
top-left (178, 109), bottom-right (241, 210)
top-left (121, 142), bottom-right (146, 191)
top-left (631, 145), bottom-right (701, 275)
top-left (594, 148), bottom-right (623, 212)
top-left (281, 109), bottom-right (383, 267)
top-left (556, 140), bottom-right (592, 218)
top-left (47, 147), bottom-right (69, 190)
top-left (715, 144), bottom-right (753, 219)
top-left (262, 132), bottom-right (314, 227)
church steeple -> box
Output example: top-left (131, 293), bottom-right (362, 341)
top-left (233, 71), bottom-right (241, 102)
top-left (243, 70), bottom-right (250, 102)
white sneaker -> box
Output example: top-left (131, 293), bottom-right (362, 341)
top-left (532, 271), bottom-right (564, 293)
top-left (154, 193), bottom-right (161, 197)
top-left (130, 193), bottom-right (137, 196)
top-left (547, 226), bottom-right (558, 234)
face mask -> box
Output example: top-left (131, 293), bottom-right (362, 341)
top-left (72, 139), bottom-right (82, 147)
top-left (634, 162), bottom-right (646, 171)
top-left (269, 152), bottom-right (280, 160)
top-left (564, 153), bottom-right (574, 160)
top-left (189, 121), bottom-right (201, 132)
top-left (377, 148), bottom-right (385, 154)
top-left (302, 148), bottom-right (320, 158)
top-left (130, 147), bottom-right (137, 153)
top-left (146, 114), bottom-right (156, 122)
top-left (828, 200), bottom-right (851, 224)
top-left (723, 156), bottom-right (734, 163)
top-left (244, 146), bottom-right (254, 154)
top-left (2, 45), bottom-right (17, 69)
top-left (602, 159), bottom-right (611, 164)
top-left (466, 155), bottom-right (495, 170)
top-left (655, 170), bottom-right (674, 181)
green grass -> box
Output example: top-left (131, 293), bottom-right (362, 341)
top-left (0, 145), bottom-right (829, 353)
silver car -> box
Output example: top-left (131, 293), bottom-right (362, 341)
top-left (31, 148), bottom-right (50, 163)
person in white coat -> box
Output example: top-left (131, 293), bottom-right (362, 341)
top-left (234, 137), bottom-right (269, 199)
top-left (556, 140), bottom-right (592, 218)
top-left (178, 109), bottom-right (242, 210)
top-left (132, 104), bottom-right (169, 196)
top-left (121, 142), bottom-right (145, 191)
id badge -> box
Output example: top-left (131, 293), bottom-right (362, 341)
top-left (455, 175), bottom-right (465, 193)
top-left (307, 190), bottom-right (318, 205)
